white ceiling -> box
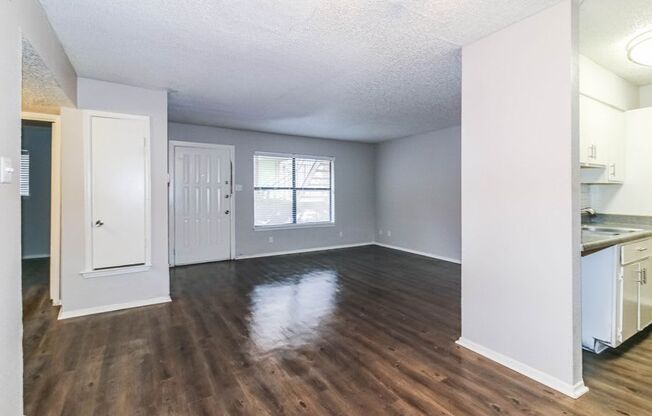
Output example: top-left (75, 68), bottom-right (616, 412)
top-left (580, 0), bottom-right (652, 86)
top-left (39, 0), bottom-right (559, 142)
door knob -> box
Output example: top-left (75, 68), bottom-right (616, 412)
top-left (95, 220), bottom-right (104, 227)
top-left (224, 210), bottom-right (230, 215)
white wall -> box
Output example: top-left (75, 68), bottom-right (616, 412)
top-left (0, 4), bottom-right (24, 414)
top-left (640, 84), bottom-right (652, 108)
top-left (169, 123), bottom-right (376, 257)
top-left (579, 55), bottom-right (639, 111)
top-left (21, 122), bottom-right (52, 258)
top-left (0, 1), bottom-right (76, 413)
top-left (375, 127), bottom-right (461, 262)
top-left (460, 0), bottom-right (585, 398)
top-left (59, 78), bottom-right (170, 315)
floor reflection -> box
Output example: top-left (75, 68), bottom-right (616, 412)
top-left (247, 270), bottom-right (338, 354)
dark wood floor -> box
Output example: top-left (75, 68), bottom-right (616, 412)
top-left (23, 247), bottom-right (651, 415)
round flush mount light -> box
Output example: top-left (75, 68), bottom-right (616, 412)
top-left (627, 30), bottom-right (652, 66)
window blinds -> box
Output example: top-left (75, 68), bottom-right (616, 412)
top-left (254, 154), bottom-right (333, 227)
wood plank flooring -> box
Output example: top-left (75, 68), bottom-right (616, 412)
top-left (23, 246), bottom-right (651, 415)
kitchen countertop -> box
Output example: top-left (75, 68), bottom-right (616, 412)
top-left (582, 214), bottom-right (652, 254)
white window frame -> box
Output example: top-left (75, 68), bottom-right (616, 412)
top-left (253, 152), bottom-right (335, 231)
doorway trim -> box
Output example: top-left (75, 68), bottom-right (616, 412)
top-left (21, 112), bottom-right (61, 305)
top-left (168, 140), bottom-right (236, 267)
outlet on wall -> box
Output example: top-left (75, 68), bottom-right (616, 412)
top-left (339, 231), bottom-right (343, 238)
top-left (387, 230), bottom-right (392, 237)
top-left (268, 236), bottom-right (274, 243)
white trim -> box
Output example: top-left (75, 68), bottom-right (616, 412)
top-left (58, 296), bottom-right (171, 320)
top-left (236, 242), bottom-right (374, 260)
top-left (254, 151), bottom-right (334, 161)
top-left (80, 264), bottom-right (152, 279)
top-left (456, 337), bottom-right (589, 399)
top-left (373, 242), bottom-right (461, 264)
top-left (83, 110), bottom-right (152, 272)
top-left (168, 141), bottom-right (236, 266)
top-left (21, 112), bottom-right (61, 306)
top-left (21, 254), bottom-right (50, 260)
top-left (254, 222), bottom-right (335, 231)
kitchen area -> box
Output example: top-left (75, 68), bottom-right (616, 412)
top-left (579, 0), bottom-right (652, 372)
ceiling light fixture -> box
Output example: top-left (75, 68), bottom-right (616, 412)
top-left (627, 30), bottom-right (652, 66)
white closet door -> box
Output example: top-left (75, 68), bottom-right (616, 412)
top-left (174, 145), bottom-right (232, 265)
top-left (91, 116), bottom-right (148, 269)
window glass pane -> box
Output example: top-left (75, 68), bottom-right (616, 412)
top-left (295, 158), bottom-right (331, 188)
top-left (296, 190), bottom-right (331, 224)
top-left (254, 190), bottom-right (293, 226)
top-left (255, 156), bottom-right (293, 188)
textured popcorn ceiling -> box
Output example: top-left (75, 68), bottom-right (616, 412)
top-left (22, 38), bottom-right (73, 114)
top-left (39, 0), bottom-right (559, 141)
top-left (581, 0), bottom-right (652, 86)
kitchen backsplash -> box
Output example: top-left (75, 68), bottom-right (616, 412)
top-left (581, 184), bottom-right (592, 208)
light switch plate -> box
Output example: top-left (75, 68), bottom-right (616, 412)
top-left (0, 157), bottom-right (14, 184)
top-left (234, 184), bottom-right (243, 192)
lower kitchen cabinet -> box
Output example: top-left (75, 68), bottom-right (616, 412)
top-left (582, 237), bottom-right (652, 353)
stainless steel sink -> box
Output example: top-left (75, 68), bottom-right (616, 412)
top-left (582, 225), bottom-right (644, 236)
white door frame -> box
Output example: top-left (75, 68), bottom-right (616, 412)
top-left (21, 112), bottom-right (61, 305)
top-left (168, 140), bottom-right (236, 266)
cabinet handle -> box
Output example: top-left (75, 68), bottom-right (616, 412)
top-left (610, 163), bottom-right (616, 177)
top-left (637, 247), bottom-right (648, 252)
top-left (95, 220), bottom-right (104, 227)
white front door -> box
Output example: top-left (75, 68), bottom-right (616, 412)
top-left (173, 144), bottom-right (233, 265)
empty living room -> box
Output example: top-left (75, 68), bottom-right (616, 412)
top-left (1, 0), bottom-right (651, 415)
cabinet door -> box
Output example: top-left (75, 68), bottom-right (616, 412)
top-left (620, 262), bottom-right (640, 342)
top-left (91, 116), bottom-right (149, 270)
top-left (579, 95), bottom-right (626, 172)
top-left (579, 95), bottom-right (596, 164)
top-left (639, 258), bottom-right (652, 330)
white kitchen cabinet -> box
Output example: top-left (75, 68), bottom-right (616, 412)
top-left (579, 95), bottom-right (625, 184)
top-left (582, 237), bottom-right (652, 352)
top-left (82, 111), bottom-right (151, 276)
top-left (640, 257), bottom-right (652, 330)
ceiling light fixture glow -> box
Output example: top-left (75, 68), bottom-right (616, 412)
top-left (627, 30), bottom-right (652, 66)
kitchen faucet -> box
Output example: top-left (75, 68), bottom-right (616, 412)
top-left (581, 207), bottom-right (597, 217)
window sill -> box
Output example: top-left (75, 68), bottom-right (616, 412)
top-left (254, 223), bottom-right (336, 231)
top-left (81, 264), bottom-right (151, 279)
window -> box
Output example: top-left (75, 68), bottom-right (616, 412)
top-left (254, 153), bottom-right (334, 228)
top-left (20, 150), bottom-right (30, 197)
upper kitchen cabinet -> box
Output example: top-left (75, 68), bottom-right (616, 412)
top-left (580, 95), bottom-right (626, 184)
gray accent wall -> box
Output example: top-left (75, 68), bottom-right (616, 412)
top-left (375, 127), bottom-right (461, 262)
top-left (169, 123), bottom-right (376, 257)
top-left (21, 122), bottom-right (52, 259)
top-left (60, 78), bottom-right (169, 315)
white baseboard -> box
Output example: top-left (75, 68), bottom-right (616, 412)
top-left (373, 242), bottom-right (461, 264)
top-left (456, 337), bottom-right (589, 399)
top-left (58, 296), bottom-right (171, 320)
top-left (22, 254), bottom-right (50, 260)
